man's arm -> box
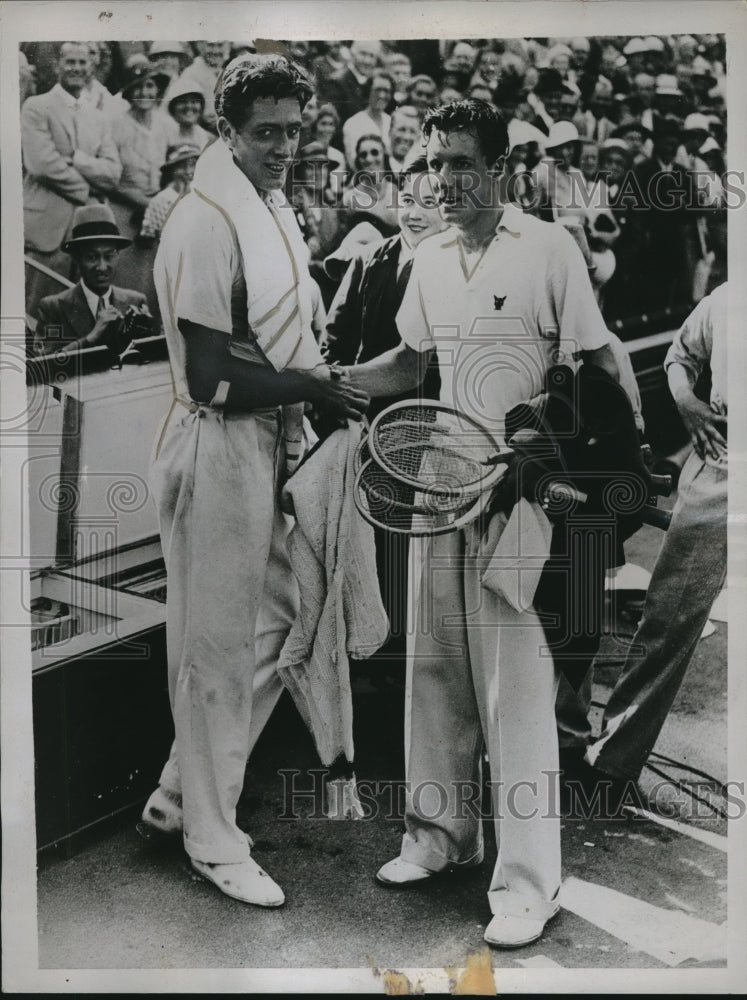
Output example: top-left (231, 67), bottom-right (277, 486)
top-left (665, 296), bottom-right (725, 460)
top-left (72, 117), bottom-right (122, 194)
top-left (180, 320), bottom-right (369, 419)
top-left (342, 341), bottom-right (429, 398)
top-left (22, 99), bottom-right (89, 203)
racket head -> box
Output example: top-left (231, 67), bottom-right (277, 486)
top-left (368, 399), bottom-right (510, 500)
top-left (353, 458), bottom-right (491, 537)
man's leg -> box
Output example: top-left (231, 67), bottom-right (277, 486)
top-left (396, 531), bottom-right (485, 873)
top-left (147, 497), bottom-right (294, 834)
top-left (463, 547), bottom-right (561, 929)
top-left (587, 452), bottom-right (727, 780)
top-left (149, 409), bottom-right (289, 865)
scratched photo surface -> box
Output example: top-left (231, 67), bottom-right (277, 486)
top-left (2, 2), bottom-right (745, 994)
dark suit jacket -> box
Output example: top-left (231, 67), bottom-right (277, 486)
top-left (34, 282), bottom-right (147, 353)
top-left (318, 68), bottom-right (370, 143)
top-left (323, 234), bottom-right (440, 420)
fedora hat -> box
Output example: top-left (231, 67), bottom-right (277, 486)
top-left (160, 143), bottom-right (201, 183)
top-left (62, 204), bottom-right (131, 253)
top-left (545, 120), bottom-right (580, 150)
top-left (119, 54), bottom-right (170, 99)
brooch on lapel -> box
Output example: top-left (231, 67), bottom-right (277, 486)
top-left (493, 295), bottom-right (507, 311)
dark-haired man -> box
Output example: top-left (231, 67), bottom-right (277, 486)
top-left (347, 99), bottom-right (619, 948)
top-left (140, 53), bottom-right (368, 907)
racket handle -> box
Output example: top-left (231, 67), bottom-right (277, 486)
top-left (641, 505), bottom-right (672, 531)
top-left (542, 483), bottom-right (672, 532)
top-left (543, 482), bottom-right (588, 505)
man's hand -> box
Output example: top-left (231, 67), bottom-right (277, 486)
top-left (83, 305), bottom-right (123, 348)
top-left (676, 390), bottom-right (727, 460)
top-left (307, 365), bottom-right (370, 421)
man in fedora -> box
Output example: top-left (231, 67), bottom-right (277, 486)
top-left (22, 41), bottom-right (122, 310)
top-left (33, 203), bottom-right (150, 355)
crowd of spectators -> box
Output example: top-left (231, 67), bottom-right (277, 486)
top-left (21, 34), bottom-right (728, 351)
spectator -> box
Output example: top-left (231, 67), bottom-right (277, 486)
top-left (631, 72), bottom-right (657, 131)
top-left (530, 120), bottom-right (586, 223)
top-left (622, 37), bottom-right (648, 78)
top-left (652, 74), bottom-right (687, 123)
top-left (80, 42), bottom-right (125, 114)
top-left (634, 117), bottom-right (698, 312)
top-left (501, 118), bottom-right (545, 209)
top-left (147, 40), bottom-right (192, 85)
top-left (19, 49), bottom-right (36, 106)
top-left (448, 41), bottom-right (477, 76)
top-left (404, 74), bottom-right (439, 120)
top-left (529, 67), bottom-right (569, 134)
top-left (677, 111), bottom-right (710, 168)
top-left (322, 156), bottom-right (444, 671)
top-left (22, 40), bottom-right (121, 296)
top-left (311, 102), bottom-right (346, 188)
top-left (178, 40), bottom-right (231, 130)
top-left (109, 56), bottom-right (172, 240)
top-left (388, 108), bottom-right (421, 172)
top-left (342, 72), bottom-right (393, 169)
top-left (164, 77), bottom-right (212, 151)
top-left (288, 141), bottom-right (344, 263)
top-left (583, 284), bottom-right (727, 802)
top-left (611, 118), bottom-right (651, 164)
top-left (470, 48), bottom-right (500, 90)
top-left (575, 75), bottom-right (616, 142)
top-left (385, 51), bottom-right (412, 107)
top-left (140, 143), bottom-right (200, 243)
top-left (546, 43), bottom-right (573, 78)
top-left (320, 40), bottom-right (382, 126)
top-left (342, 133), bottom-right (398, 235)
top-left (311, 40), bottom-right (345, 96)
top-left (33, 203), bottom-right (150, 355)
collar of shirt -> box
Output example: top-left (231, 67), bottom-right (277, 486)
top-left (349, 66), bottom-right (368, 86)
top-left (657, 158), bottom-right (674, 173)
top-left (80, 279), bottom-right (111, 318)
top-left (495, 202), bottom-right (524, 238)
top-left (397, 235), bottom-right (415, 277)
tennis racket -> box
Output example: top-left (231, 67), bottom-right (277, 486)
top-left (367, 400), bottom-right (514, 504)
top-left (354, 400), bottom-right (671, 536)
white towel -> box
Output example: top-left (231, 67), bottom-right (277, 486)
top-left (192, 139), bottom-right (324, 374)
top-left (480, 498), bottom-right (553, 612)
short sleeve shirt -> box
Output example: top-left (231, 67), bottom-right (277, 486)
top-left (154, 190), bottom-right (268, 400)
top-left (396, 203), bottom-right (610, 440)
top-left (665, 281), bottom-right (727, 413)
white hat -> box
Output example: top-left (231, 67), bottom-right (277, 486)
top-left (623, 38), bottom-right (647, 56)
top-left (699, 136), bottom-right (721, 155)
top-left (642, 36), bottom-right (665, 53)
top-left (545, 121), bottom-right (580, 149)
top-left (683, 112), bottom-right (711, 133)
top-left (655, 74), bottom-right (683, 96)
top-left (508, 119), bottom-right (547, 150)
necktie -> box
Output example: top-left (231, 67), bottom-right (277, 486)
top-left (96, 296), bottom-right (105, 318)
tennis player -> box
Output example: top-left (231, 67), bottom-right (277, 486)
top-left (346, 99), bottom-right (619, 948)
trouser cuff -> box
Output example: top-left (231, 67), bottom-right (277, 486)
top-left (488, 888), bottom-right (560, 921)
top-left (400, 834), bottom-right (483, 873)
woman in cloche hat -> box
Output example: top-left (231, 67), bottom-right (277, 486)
top-left (108, 54), bottom-right (172, 240)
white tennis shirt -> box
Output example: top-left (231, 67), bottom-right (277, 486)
top-left (396, 202), bottom-right (611, 442)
